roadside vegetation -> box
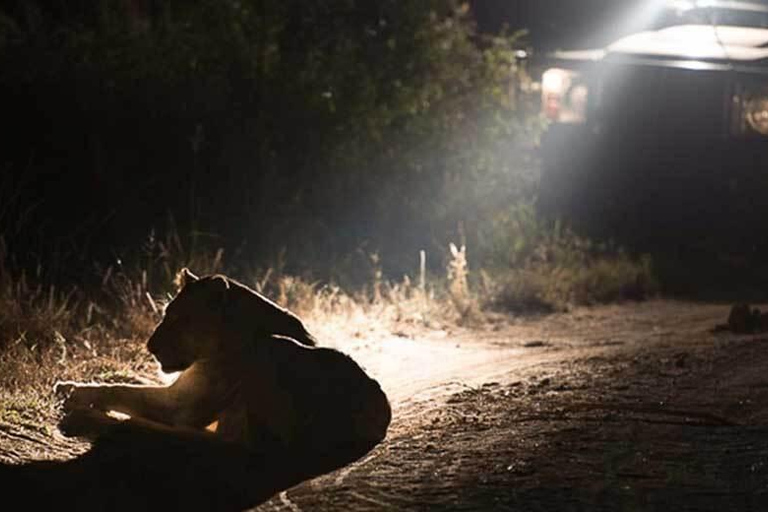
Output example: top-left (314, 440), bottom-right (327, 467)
top-left (0, 224), bottom-right (655, 391)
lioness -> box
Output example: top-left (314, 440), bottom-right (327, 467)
top-left (53, 269), bottom-right (391, 510)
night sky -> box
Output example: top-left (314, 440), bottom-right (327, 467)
top-left (472, 0), bottom-right (644, 49)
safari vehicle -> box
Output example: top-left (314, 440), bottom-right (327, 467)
top-left (537, 1), bottom-right (768, 258)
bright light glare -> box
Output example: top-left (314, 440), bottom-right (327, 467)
top-left (667, 1), bottom-right (729, 12)
top-left (541, 68), bottom-right (587, 124)
top-left (610, 0), bottom-right (670, 39)
top-left (669, 0), bottom-right (721, 9)
top-left (542, 69), bottom-right (567, 96)
top-left (107, 410), bottom-right (131, 421)
top-left (669, 0), bottom-right (695, 9)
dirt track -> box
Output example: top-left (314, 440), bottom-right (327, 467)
top-left (3, 300), bottom-right (768, 511)
top-left (260, 300), bottom-right (768, 511)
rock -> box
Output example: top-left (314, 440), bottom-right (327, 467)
top-left (724, 303), bottom-right (768, 334)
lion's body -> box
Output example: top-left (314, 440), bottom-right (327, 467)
top-left (50, 269), bottom-right (391, 510)
top-left (230, 336), bottom-right (392, 452)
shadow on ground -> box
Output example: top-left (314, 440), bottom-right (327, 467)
top-left (1, 424), bottom-right (353, 512)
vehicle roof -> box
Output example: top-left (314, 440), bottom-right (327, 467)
top-left (551, 23), bottom-right (768, 66)
top-left (608, 24), bottom-right (768, 61)
top-left (670, 1), bottom-right (768, 14)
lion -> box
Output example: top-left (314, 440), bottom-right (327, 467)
top-left (51, 268), bottom-right (391, 510)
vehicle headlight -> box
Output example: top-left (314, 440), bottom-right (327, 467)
top-left (541, 68), bottom-right (588, 124)
top-left (746, 94), bottom-right (768, 136)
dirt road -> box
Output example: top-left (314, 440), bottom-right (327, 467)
top-left (3, 300), bottom-right (768, 510)
top-left (261, 300), bottom-right (768, 511)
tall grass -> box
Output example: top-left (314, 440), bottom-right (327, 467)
top-left (0, 229), bottom-right (469, 374)
top-left (0, 238), bottom-right (81, 352)
top-left (482, 204), bottom-right (658, 313)
top-left (0, 213), bottom-right (658, 401)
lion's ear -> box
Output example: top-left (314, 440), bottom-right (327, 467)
top-left (175, 267), bottom-right (200, 290)
top-left (181, 268), bottom-right (199, 285)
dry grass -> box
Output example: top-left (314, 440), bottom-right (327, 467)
top-left (0, 237), bottom-right (474, 397)
top-left (0, 241), bottom-right (81, 353)
top-left (0, 221), bottom-right (657, 415)
top-left (250, 266), bottom-right (464, 342)
top-left (483, 206), bottom-right (658, 313)
top-left (484, 254), bottom-right (657, 314)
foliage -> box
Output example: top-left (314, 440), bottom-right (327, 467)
top-left (0, 1), bottom-right (654, 344)
top-left (0, 0), bottom-right (536, 281)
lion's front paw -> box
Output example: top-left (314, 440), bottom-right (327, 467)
top-left (58, 408), bottom-right (114, 439)
top-left (54, 382), bottom-right (102, 413)
top-left (53, 381), bottom-right (76, 398)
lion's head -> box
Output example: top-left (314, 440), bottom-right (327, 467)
top-left (147, 269), bottom-right (230, 372)
top-left (147, 268), bottom-right (317, 373)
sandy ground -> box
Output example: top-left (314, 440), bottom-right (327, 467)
top-left (4, 300), bottom-right (768, 511)
top-left (260, 300), bottom-right (768, 511)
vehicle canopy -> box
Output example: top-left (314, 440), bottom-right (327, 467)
top-left (536, 1), bottom-right (768, 267)
top-left (552, 0), bottom-right (768, 66)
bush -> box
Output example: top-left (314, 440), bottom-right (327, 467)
top-left (482, 204), bottom-right (657, 313)
top-left (0, 0), bottom-right (537, 281)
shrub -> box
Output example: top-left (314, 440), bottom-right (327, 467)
top-left (482, 204), bottom-right (657, 313)
top-left (0, 1), bottom-right (537, 281)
